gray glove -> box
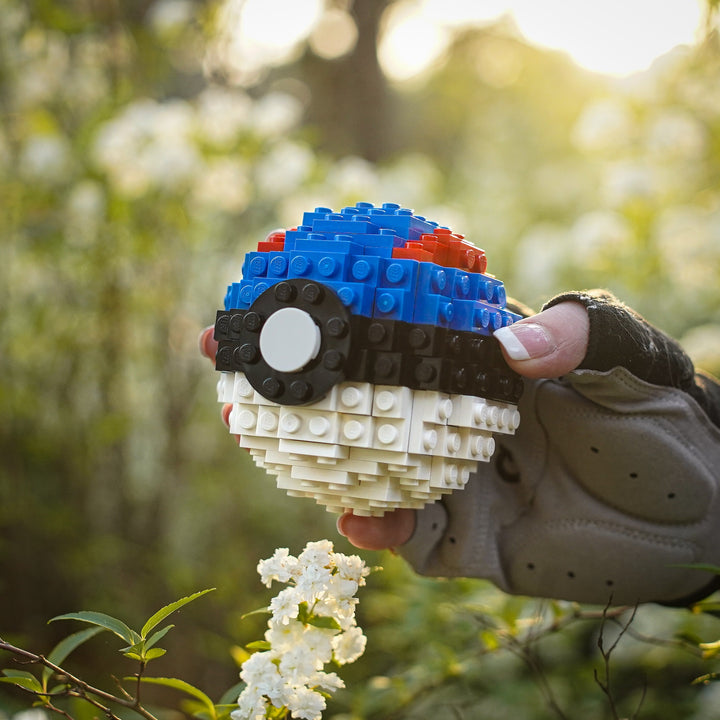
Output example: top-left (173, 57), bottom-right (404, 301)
top-left (399, 291), bottom-right (720, 606)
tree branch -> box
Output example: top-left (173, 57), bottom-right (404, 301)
top-left (0, 639), bottom-right (160, 720)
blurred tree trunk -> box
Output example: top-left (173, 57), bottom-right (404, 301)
top-left (290, 0), bottom-right (396, 162)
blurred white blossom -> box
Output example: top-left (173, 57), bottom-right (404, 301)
top-left (645, 108), bottom-right (707, 161)
top-left (570, 210), bottom-right (632, 263)
top-left (602, 160), bottom-right (655, 206)
top-left (251, 92), bottom-right (304, 137)
top-left (12, 30), bottom-right (69, 108)
top-left (19, 133), bottom-right (74, 184)
top-left (65, 180), bottom-right (107, 246)
top-left (256, 141), bottom-right (314, 197)
top-left (192, 158), bottom-right (251, 213)
top-left (92, 99), bottom-right (202, 196)
top-left (513, 224), bottom-right (569, 300)
top-left (196, 86), bottom-right (253, 147)
top-left (147, 0), bottom-right (194, 35)
top-left (572, 97), bottom-right (635, 153)
top-left (233, 540), bottom-right (370, 720)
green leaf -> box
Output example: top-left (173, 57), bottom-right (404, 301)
top-left (145, 625), bottom-right (174, 650)
top-left (51, 611), bottom-right (140, 645)
top-left (306, 615), bottom-right (341, 631)
top-left (1, 670), bottom-right (44, 693)
top-left (297, 601), bottom-right (311, 625)
top-left (141, 589), bottom-right (215, 640)
top-left (239, 606), bottom-right (271, 621)
top-left (245, 640), bottom-right (271, 652)
top-left (43, 626), bottom-right (103, 686)
top-left (143, 648), bottom-right (167, 661)
top-left (133, 676), bottom-right (216, 719)
top-left (218, 680), bottom-right (246, 706)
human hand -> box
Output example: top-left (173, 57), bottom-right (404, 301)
top-left (336, 301), bottom-right (590, 550)
top-left (199, 327), bottom-right (238, 440)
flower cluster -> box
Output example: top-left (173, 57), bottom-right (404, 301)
top-left (232, 540), bottom-right (370, 720)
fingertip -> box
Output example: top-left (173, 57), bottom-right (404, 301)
top-left (199, 326), bottom-right (218, 361)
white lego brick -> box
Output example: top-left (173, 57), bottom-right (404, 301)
top-left (217, 372), bottom-right (235, 403)
top-left (449, 395), bottom-right (520, 435)
top-left (232, 372), bottom-right (255, 402)
top-left (279, 437), bottom-right (349, 459)
top-left (457, 428), bottom-right (496, 461)
top-left (372, 385), bottom-right (414, 418)
top-left (255, 407), bottom-right (281, 437)
top-left (229, 403), bottom-right (258, 435)
top-left (373, 417), bottom-right (410, 453)
top-left (436, 426), bottom-right (463, 457)
top-left (336, 382), bottom-right (374, 415)
top-left (412, 390), bottom-right (454, 425)
top-left (278, 407), bottom-right (341, 444)
top-left (290, 464), bottom-right (358, 487)
top-left (339, 413), bottom-right (375, 448)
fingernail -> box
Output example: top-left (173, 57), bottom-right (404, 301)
top-left (494, 323), bottom-right (555, 360)
top-left (336, 513), bottom-right (350, 537)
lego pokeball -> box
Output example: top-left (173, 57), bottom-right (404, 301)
top-left (214, 202), bottom-right (523, 516)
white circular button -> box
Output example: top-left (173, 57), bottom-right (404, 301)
top-left (259, 307), bottom-right (321, 373)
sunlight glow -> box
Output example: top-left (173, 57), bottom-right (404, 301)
top-left (382, 0), bottom-right (703, 80)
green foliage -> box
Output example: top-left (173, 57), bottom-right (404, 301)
top-left (0, 590), bottom-right (229, 720)
top-left (2, 1), bottom-right (720, 719)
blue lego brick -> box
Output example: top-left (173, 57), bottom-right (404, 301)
top-left (311, 215), bottom-right (381, 236)
top-left (471, 274), bottom-right (506, 305)
top-left (283, 229), bottom-right (323, 251)
top-left (412, 293), bottom-right (454, 327)
top-left (242, 251), bottom-right (270, 279)
top-left (301, 208), bottom-right (333, 225)
top-left (417, 262), bottom-right (451, 296)
top-left (322, 280), bottom-right (375, 316)
top-left (267, 252), bottom-right (290, 279)
top-left (450, 299), bottom-right (506, 333)
top-left (366, 208), bottom-right (438, 241)
top-left (357, 232), bottom-right (400, 258)
top-left (448, 269), bottom-right (472, 299)
top-left (378, 258), bottom-right (419, 291)
top-left (373, 287), bottom-right (415, 322)
top-left (500, 308), bottom-right (523, 327)
top-left (349, 255), bottom-right (381, 285)
top-left (293, 236), bottom-right (364, 256)
top-left (225, 279), bottom-right (255, 310)
top-left (288, 250), bottom-right (352, 282)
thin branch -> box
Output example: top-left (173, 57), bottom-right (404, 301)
top-left (593, 601), bottom-right (641, 720)
top-left (0, 639), bottom-right (160, 720)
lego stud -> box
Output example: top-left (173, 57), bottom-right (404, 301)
top-left (259, 307), bottom-right (321, 373)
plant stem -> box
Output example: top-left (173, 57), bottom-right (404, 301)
top-left (0, 638), bottom-right (160, 720)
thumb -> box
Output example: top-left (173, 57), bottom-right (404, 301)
top-left (494, 301), bottom-right (589, 379)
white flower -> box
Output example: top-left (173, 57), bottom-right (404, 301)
top-left (257, 547), bottom-right (298, 587)
top-left (265, 617), bottom-right (305, 652)
top-left (308, 671), bottom-right (344, 693)
top-left (297, 626), bottom-right (335, 666)
top-left (334, 553), bottom-right (369, 585)
top-left (238, 540), bottom-right (370, 719)
top-left (279, 643), bottom-right (322, 682)
top-left (295, 563), bottom-right (333, 601)
top-left (269, 586), bottom-right (302, 625)
top-left (232, 688), bottom-right (269, 720)
top-left (332, 626), bottom-right (367, 665)
top-left (239, 652), bottom-right (286, 708)
top-left (284, 685), bottom-right (326, 720)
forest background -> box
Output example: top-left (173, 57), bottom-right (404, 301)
top-left (3, 0), bottom-right (720, 718)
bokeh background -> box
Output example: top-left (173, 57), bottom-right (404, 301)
top-left (2, 1), bottom-right (720, 718)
